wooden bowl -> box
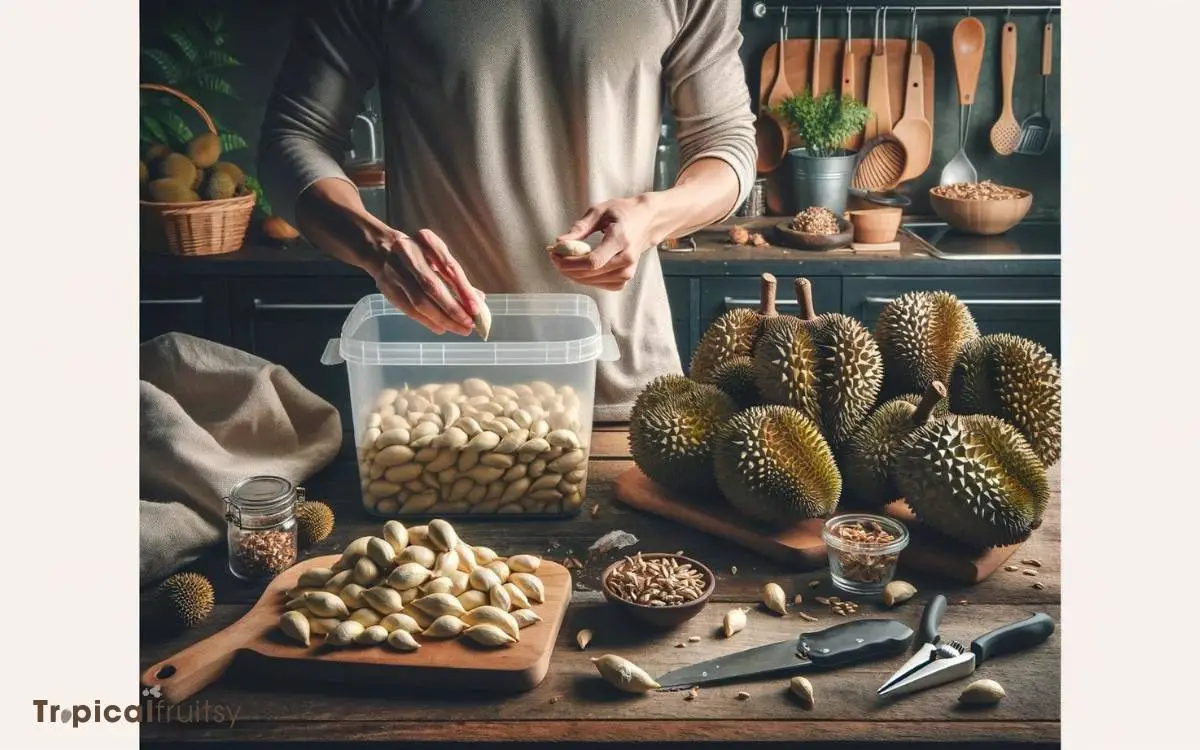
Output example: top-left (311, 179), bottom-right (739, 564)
top-left (601, 553), bottom-right (716, 629)
top-left (848, 207), bottom-right (902, 244)
top-left (772, 218), bottom-right (853, 251)
top-left (928, 188), bottom-right (1033, 236)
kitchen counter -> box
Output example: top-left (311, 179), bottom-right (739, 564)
top-left (139, 426), bottom-right (1061, 748)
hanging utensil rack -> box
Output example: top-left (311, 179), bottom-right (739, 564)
top-left (751, 3), bottom-right (1060, 17)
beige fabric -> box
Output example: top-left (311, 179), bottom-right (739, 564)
top-left (259, 0), bottom-right (757, 420)
top-left (140, 334), bottom-right (343, 585)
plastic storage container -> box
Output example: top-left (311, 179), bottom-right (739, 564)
top-left (323, 293), bottom-right (619, 518)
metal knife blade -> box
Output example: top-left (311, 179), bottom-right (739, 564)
top-left (655, 619), bottom-right (913, 690)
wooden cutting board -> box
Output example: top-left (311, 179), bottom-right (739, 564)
top-left (141, 555), bottom-right (572, 704)
top-left (761, 39), bottom-right (935, 154)
top-left (612, 467), bottom-right (1018, 583)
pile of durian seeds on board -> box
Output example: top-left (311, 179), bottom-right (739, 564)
top-left (277, 519), bottom-right (548, 652)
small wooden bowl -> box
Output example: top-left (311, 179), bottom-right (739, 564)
top-left (602, 553), bottom-right (716, 629)
top-left (772, 218), bottom-right (853, 251)
top-left (848, 207), bottom-right (902, 244)
top-left (929, 188), bottom-right (1033, 236)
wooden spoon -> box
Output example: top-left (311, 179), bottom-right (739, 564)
top-left (755, 19), bottom-right (792, 173)
top-left (892, 16), bottom-right (933, 182)
top-left (863, 8), bottom-right (892, 142)
top-left (989, 22), bottom-right (1021, 155)
top-left (841, 8), bottom-right (861, 151)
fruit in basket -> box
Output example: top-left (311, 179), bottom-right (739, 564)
top-left (210, 160), bottom-right (246, 187)
top-left (146, 178), bottom-right (200, 203)
top-left (201, 171), bottom-right (237, 201)
top-left (151, 572), bottom-right (215, 629)
top-left (948, 334), bottom-right (1061, 466)
top-left (263, 215), bottom-right (300, 241)
top-left (630, 375), bottom-right (737, 496)
top-left (839, 382), bottom-right (950, 508)
top-left (139, 160), bottom-right (149, 184)
top-left (891, 414), bottom-right (1049, 549)
top-left (712, 405), bottom-right (841, 525)
top-left (708, 356), bottom-right (760, 408)
top-left (689, 273), bottom-right (779, 382)
top-left (753, 278), bottom-right (884, 449)
top-left (144, 142), bottom-right (172, 162)
top-left (875, 291), bottom-right (979, 398)
top-left (153, 153), bottom-right (199, 186)
top-left (186, 132), bottom-right (222, 168)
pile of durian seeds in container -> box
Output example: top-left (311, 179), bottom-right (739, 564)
top-left (277, 519), bottom-right (547, 652)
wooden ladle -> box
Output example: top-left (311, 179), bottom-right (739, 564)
top-left (755, 13), bottom-right (792, 173)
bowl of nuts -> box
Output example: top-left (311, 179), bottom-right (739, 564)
top-left (602, 552), bottom-right (716, 628)
top-left (773, 206), bottom-right (853, 251)
top-left (929, 181), bottom-right (1032, 236)
top-left (821, 514), bottom-right (909, 596)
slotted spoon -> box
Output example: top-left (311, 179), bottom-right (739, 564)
top-left (989, 21), bottom-right (1020, 155)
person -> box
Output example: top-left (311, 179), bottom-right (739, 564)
top-left (259, 0), bottom-right (756, 421)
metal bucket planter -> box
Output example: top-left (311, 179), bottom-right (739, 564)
top-left (788, 148), bottom-right (858, 215)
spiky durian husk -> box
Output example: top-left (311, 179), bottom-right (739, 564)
top-left (875, 291), bottom-right (979, 397)
top-left (713, 405), bottom-right (842, 525)
top-left (153, 572), bottom-right (215, 628)
top-left (752, 314), bottom-right (883, 449)
top-left (630, 376), bottom-right (737, 496)
top-left (690, 308), bottom-right (761, 382)
top-left (297, 500), bottom-right (336, 547)
top-left (709, 356), bottom-right (762, 409)
top-left (839, 393), bottom-right (950, 508)
top-left (949, 334), bottom-right (1061, 466)
top-left (891, 414), bottom-right (1049, 549)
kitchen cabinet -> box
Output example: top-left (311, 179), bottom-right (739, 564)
top-left (699, 275), bottom-right (841, 329)
top-left (140, 277), bottom-right (231, 344)
top-left (230, 277), bottom-right (375, 432)
top-left (842, 276), bottom-right (1061, 357)
top-left (665, 276), bottom-right (699, 372)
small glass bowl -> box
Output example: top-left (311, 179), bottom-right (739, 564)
top-left (822, 514), bottom-right (910, 595)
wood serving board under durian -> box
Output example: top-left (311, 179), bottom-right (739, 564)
top-left (622, 276), bottom-right (1060, 585)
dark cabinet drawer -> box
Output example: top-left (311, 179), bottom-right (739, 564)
top-left (664, 277), bottom-right (699, 373)
top-left (700, 275), bottom-right (841, 329)
top-left (842, 277), bottom-right (1061, 357)
top-left (140, 277), bottom-right (230, 344)
top-left (231, 277), bottom-right (376, 432)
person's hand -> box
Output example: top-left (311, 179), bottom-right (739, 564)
top-left (366, 227), bottom-right (481, 336)
top-left (550, 194), bottom-right (662, 291)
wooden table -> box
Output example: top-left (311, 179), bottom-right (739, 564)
top-left (141, 426), bottom-right (1060, 748)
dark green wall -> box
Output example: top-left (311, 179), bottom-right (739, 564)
top-left (141, 0), bottom-right (1060, 217)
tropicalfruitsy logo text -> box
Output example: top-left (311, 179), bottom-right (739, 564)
top-left (31, 685), bottom-right (241, 728)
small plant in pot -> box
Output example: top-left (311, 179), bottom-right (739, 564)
top-left (776, 91), bottom-right (871, 215)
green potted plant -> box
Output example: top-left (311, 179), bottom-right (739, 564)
top-left (776, 91), bottom-right (871, 215)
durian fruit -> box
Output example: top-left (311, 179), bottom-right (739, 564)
top-left (630, 375), bottom-right (737, 497)
top-left (210, 161), bottom-right (246, 187)
top-left (144, 142), bottom-right (172, 162)
top-left (708, 356), bottom-right (760, 408)
top-left (689, 273), bottom-right (779, 382)
top-left (891, 414), bottom-right (1049, 549)
top-left (297, 500), bottom-right (335, 547)
top-left (753, 278), bottom-right (884, 449)
top-left (201, 171), bottom-right (237, 201)
top-left (139, 160), bottom-right (149, 184)
top-left (263, 216), bottom-right (300, 241)
top-left (712, 405), bottom-right (842, 525)
top-left (153, 153), bottom-right (198, 187)
top-left (186, 132), bottom-right (222, 168)
top-left (949, 333), bottom-right (1061, 466)
top-left (146, 178), bottom-right (200, 203)
top-left (839, 381), bottom-right (950, 508)
top-left (875, 291), bottom-right (979, 397)
top-left (152, 572), bottom-right (215, 628)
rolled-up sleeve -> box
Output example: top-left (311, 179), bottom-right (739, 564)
top-left (662, 0), bottom-right (758, 219)
top-left (258, 0), bottom-right (385, 225)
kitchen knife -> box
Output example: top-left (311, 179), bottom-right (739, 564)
top-left (877, 612), bottom-right (1055, 699)
top-left (655, 619), bottom-right (913, 690)
top-left (878, 594), bottom-right (949, 694)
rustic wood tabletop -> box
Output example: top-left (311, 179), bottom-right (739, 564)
top-left (140, 426), bottom-right (1061, 748)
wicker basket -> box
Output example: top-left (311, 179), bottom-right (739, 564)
top-left (140, 83), bottom-right (255, 256)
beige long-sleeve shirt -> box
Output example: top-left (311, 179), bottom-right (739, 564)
top-left (260, 0), bottom-right (756, 420)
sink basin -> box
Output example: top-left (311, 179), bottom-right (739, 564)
top-left (902, 221), bottom-right (1060, 260)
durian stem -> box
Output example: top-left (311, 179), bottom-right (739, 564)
top-left (793, 278), bottom-right (817, 321)
top-left (912, 381), bottom-right (948, 426)
top-left (759, 273), bottom-right (778, 317)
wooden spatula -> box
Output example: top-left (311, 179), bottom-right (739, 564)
top-left (840, 7), bottom-right (861, 151)
top-left (863, 8), bottom-right (892, 141)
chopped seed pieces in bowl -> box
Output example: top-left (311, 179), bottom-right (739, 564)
top-left (790, 206), bottom-right (841, 235)
top-left (931, 180), bottom-right (1027, 201)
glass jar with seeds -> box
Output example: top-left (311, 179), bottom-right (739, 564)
top-left (821, 514), bottom-right (909, 595)
top-left (225, 475), bottom-right (301, 580)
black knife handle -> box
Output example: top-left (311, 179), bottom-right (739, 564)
top-left (801, 619), bottom-right (914, 669)
top-left (970, 613), bottom-right (1055, 665)
top-left (917, 594), bottom-right (948, 645)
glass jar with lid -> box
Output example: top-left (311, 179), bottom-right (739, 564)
top-left (224, 475), bottom-right (302, 580)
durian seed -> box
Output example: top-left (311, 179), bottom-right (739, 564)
top-left (882, 581), bottom-right (917, 608)
top-left (688, 636), bottom-right (701, 643)
top-left (1032, 582), bottom-right (1046, 590)
top-left (591, 654), bottom-right (661, 693)
top-left (278, 610), bottom-right (310, 647)
top-left (958, 679), bottom-right (1006, 705)
top-left (762, 582), bottom-right (788, 615)
top-left (789, 676), bottom-right (815, 709)
top-left (736, 691), bottom-right (751, 700)
top-left (576, 629), bottom-right (593, 650)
